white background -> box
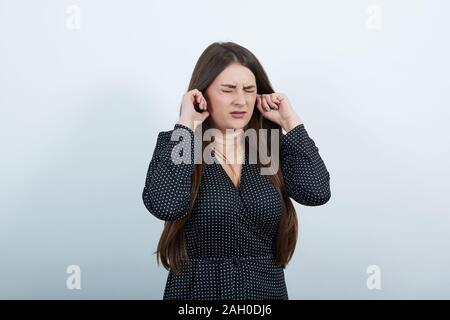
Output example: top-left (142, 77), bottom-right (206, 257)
top-left (1, 0), bottom-right (449, 299)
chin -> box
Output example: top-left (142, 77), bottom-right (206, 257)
top-left (227, 119), bottom-right (248, 129)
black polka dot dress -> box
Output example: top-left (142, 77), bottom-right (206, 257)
top-left (142, 123), bottom-right (331, 300)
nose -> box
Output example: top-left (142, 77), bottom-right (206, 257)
top-left (233, 90), bottom-right (246, 106)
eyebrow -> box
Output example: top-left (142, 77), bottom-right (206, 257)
top-left (220, 84), bottom-right (256, 89)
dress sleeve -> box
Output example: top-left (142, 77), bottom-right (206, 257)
top-left (280, 123), bottom-right (331, 206)
top-left (142, 123), bottom-right (197, 221)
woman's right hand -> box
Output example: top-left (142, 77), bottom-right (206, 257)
top-left (177, 89), bottom-right (210, 131)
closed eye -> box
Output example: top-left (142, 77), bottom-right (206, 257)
top-left (222, 90), bottom-right (255, 93)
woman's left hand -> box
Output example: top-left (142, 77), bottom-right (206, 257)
top-left (256, 93), bottom-right (304, 132)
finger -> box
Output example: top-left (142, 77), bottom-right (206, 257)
top-left (192, 89), bottom-right (201, 99)
top-left (266, 94), bottom-right (279, 110)
top-left (201, 110), bottom-right (210, 120)
top-left (191, 89), bottom-right (199, 98)
top-left (255, 95), bottom-right (265, 114)
top-left (271, 93), bottom-right (280, 106)
top-left (261, 95), bottom-right (271, 111)
top-left (197, 95), bottom-right (204, 110)
top-left (202, 98), bottom-right (208, 110)
top-left (196, 91), bottom-right (205, 110)
top-left (194, 92), bottom-right (202, 107)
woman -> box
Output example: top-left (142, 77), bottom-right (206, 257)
top-left (142, 42), bottom-right (331, 300)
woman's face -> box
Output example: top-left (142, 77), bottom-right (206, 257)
top-left (205, 62), bottom-right (257, 132)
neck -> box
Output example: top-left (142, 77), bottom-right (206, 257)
top-left (213, 128), bottom-right (245, 146)
top-left (211, 127), bottom-right (245, 163)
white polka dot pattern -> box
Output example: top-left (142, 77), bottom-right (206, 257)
top-left (281, 123), bottom-right (331, 206)
top-left (142, 123), bottom-right (331, 300)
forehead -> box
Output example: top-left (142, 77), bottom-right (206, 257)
top-left (213, 63), bottom-right (256, 86)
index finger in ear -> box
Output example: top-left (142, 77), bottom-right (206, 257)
top-left (255, 95), bottom-right (265, 113)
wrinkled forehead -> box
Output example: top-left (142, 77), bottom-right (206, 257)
top-left (214, 64), bottom-right (256, 87)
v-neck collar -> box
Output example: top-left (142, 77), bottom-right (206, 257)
top-left (213, 148), bottom-right (248, 194)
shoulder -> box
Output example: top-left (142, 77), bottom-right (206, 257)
top-left (157, 129), bottom-right (173, 140)
top-left (155, 124), bottom-right (190, 146)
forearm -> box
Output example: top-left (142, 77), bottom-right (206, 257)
top-left (142, 124), bottom-right (197, 220)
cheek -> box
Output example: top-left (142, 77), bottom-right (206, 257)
top-left (249, 97), bottom-right (257, 109)
top-left (209, 96), bottom-right (229, 113)
top-left (207, 99), bottom-right (229, 121)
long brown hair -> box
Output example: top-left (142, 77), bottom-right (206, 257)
top-left (156, 41), bottom-right (298, 274)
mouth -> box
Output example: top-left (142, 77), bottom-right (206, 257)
top-left (230, 111), bottom-right (246, 119)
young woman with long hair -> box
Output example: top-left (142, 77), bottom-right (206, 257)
top-left (142, 41), bottom-right (331, 300)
